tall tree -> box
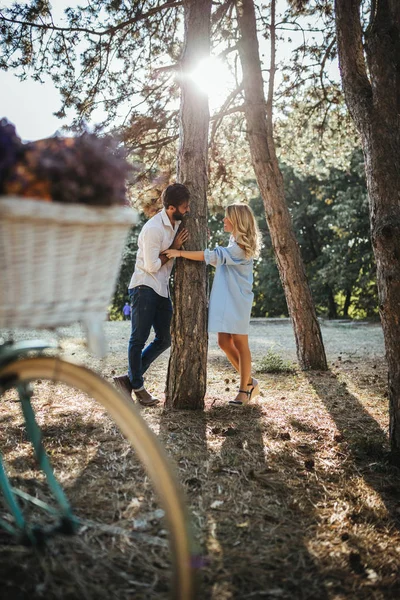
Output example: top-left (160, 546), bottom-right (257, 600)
top-left (165, 0), bottom-right (211, 409)
top-left (235, 0), bottom-right (327, 370)
top-left (334, 0), bottom-right (400, 460)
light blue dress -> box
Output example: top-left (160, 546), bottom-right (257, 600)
top-left (204, 238), bottom-right (254, 334)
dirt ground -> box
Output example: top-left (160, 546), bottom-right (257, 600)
top-left (1, 319), bottom-right (400, 600)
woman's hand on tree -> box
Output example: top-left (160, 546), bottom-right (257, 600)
top-left (163, 248), bottom-right (181, 259)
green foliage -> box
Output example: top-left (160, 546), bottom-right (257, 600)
top-left (110, 211), bottom-right (145, 320)
top-left (256, 349), bottom-right (295, 374)
top-left (250, 194), bottom-right (290, 318)
top-left (249, 148), bottom-right (377, 319)
top-left (294, 149), bottom-right (376, 318)
top-left (276, 100), bottom-right (360, 179)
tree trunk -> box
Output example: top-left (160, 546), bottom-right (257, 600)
top-left (342, 289), bottom-right (351, 318)
top-left (165, 0), bottom-right (211, 409)
top-left (235, 0), bottom-right (327, 370)
top-left (335, 0), bottom-right (400, 460)
top-left (327, 286), bottom-right (338, 320)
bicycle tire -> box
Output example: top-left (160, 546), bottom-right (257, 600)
top-left (0, 356), bottom-right (194, 600)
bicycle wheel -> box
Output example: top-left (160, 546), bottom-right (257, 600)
top-left (0, 356), bottom-right (195, 600)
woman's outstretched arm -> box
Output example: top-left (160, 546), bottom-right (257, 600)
top-left (163, 249), bottom-right (205, 261)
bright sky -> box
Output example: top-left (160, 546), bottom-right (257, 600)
top-left (1, 71), bottom-right (64, 140)
top-left (0, 0), bottom-right (79, 140)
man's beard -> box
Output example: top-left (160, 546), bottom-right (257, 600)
top-left (172, 209), bottom-right (184, 221)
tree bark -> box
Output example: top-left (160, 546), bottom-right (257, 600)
top-left (327, 286), bottom-right (338, 320)
top-left (335, 0), bottom-right (400, 460)
top-left (342, 289), bottom-right (351, 319)
top-left (235, 0), bottom-right (327, 370)
top-left (165, 0), bottom-right (211, 409)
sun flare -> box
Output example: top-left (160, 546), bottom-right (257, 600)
top-left (188, 56), bottom-right (232, 105)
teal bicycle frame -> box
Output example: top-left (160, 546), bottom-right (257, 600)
top-left (0, 340), bottom-right (78, 545)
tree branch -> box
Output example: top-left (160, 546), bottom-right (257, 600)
top-left (0, 1), bottom-right (183, 38)
top-left (127, 134), bottom-right (179, 153)
top-left (210, 103), bottom-right (245, 122)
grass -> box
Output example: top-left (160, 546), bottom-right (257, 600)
top-left (255, 349), bottom-right (296, 374)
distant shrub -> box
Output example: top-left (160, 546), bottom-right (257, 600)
top-left (256, 349), bottom-right (295, 374)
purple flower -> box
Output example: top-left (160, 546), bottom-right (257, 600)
top-left (0, 118), bottom-right (22, 192)
top-left (0, 121), bottom-right (135, 206)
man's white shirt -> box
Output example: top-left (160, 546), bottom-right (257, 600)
top-left (129, 208), bottom-right (179, 298)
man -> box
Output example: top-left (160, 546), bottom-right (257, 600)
top-left (114, 183), bottom-right (190, 406)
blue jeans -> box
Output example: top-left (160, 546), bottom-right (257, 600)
top-left (128, 286), bottom-right (172, 390)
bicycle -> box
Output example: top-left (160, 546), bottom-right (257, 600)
top-left (0, 338), bottom-right (195, 599)
top-left (0, 198), bottom-right (196, 599)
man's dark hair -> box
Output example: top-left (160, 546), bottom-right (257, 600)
top-left (162, 183), bottom-right (190, 209)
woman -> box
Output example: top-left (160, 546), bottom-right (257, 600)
top-left (164, 203), bottom-right (261, 406)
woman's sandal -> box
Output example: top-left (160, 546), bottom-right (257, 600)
top-left (229, 389), bottom-right (252, 406)
top-left (248, 377), bottom-right (260, 400)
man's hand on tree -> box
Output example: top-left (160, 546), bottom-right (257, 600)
top-left (158, 228), bottom-right (189, 265)
top-left (170, 228), bottom-right (189, 250)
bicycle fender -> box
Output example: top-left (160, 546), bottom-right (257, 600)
top-left (0, 340), bottom-right (58, 367)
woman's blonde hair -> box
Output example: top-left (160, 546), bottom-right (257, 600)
top-left (226, 203), bottom-right (261, 259)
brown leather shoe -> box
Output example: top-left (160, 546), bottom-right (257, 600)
top-left (113, 374), bottom-right (133, 398)
top-left (133, 387), bottom-right (160, 407)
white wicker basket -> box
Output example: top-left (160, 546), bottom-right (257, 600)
top-left (0, 197), bottom-right (137, 354)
